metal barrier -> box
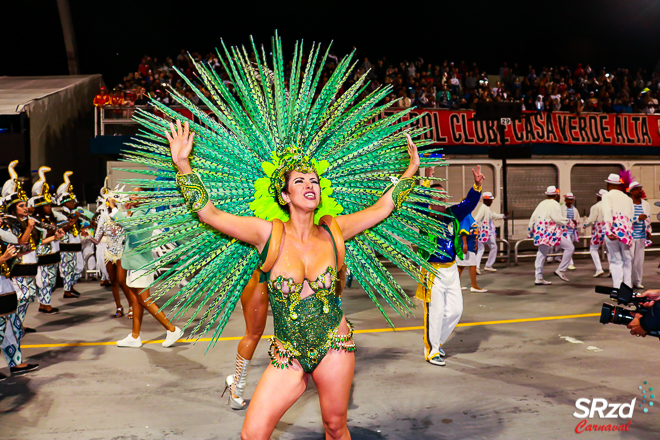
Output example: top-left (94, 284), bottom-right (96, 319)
top-left (515, 235), bottom-right (592, 266)
top-left (95, 106), bottom-right (145, 136)
top-left (83, 251), bottom-right (100, 281)
top-left (514, 232), bottom-right (660, 266)
top-left (95, 105), bottom-right (217, 136)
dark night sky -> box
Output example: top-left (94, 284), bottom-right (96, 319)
top-left (3, 0), bottom-right (660, 86)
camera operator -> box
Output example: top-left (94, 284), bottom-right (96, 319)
top-left (627, 290), bottom-right (660, 337)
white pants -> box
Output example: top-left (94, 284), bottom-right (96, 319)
top-left (590, 244), bottom-right (603, 273)
top-left (535, 245), bottom-right (550, 280)
top-left (535, 239), bottom-right (572, 280)
top-left (96, 241), bottom-right (109, 280)
top-left (476, 235), bottom-right (497, 269)
top-left (557, 236), bottom-right (574, 272)
top-left (75, 251), bottom-right (84, 278)
top-left (605, 236), bottom-right (632, 288)
top-left (632, 237), bottom-right (646, 287)
top-left (423, 263), bottom-right (463, 359)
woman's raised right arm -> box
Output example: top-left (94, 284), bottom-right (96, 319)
top-left (166, 120), bottom-right (271, 250)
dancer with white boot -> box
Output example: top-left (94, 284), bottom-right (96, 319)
top-left (528, 186), bottom-right (569, 285)
top-left (628, 181), bottom-right (651, 289)
top-left (601, 173), bottom-right (634, 289)
top-left (583, 189), bottom-right (608, 278)
top-left (474, 192), bottom-right (505, 274)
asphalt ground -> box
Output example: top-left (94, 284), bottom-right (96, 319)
top-left (2, 254), bottom-right (660, 440)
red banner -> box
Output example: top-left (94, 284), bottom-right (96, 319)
top-left (163, 107), bottom-right (660, 147)
top-left (382, 109), bottom-right (660, 147)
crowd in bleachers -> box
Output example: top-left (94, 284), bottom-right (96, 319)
top-left (95, 51), bottom-right (660, 115)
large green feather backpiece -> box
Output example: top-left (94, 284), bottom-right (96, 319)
top-left (117, 34), bottom-right (449, 346)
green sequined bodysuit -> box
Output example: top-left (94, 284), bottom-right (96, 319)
top-left (262, 225), bottom-right (355, 373)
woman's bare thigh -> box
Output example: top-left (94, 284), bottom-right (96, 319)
top-left (242, 361), bottom-right (309, 440)
top-left (241, 281), bottom-right (268, 334)
top-left (312, 329), bottom-right (355, 435)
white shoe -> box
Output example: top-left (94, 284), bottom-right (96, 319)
top-left (427, 355), bottom-right (446, 366)
top-left (223, 375), bottom-right (246, 409)
top-left (476, 268), bottom-right (482, 275)
top-left (567, 265), bottom-right (576, 271)
top-left (461, 286), bottom-right (467, 290)
top-left (634, 284), bottom-right (644, 289)
top-left (117, 334), bottom-right (142, 348)
top-left (535, 279), bottom-right (552, 285)
top-left (554, 270), bottom-right (569, 282)
top-left (593, 270), bottom-right (605, 278)
top-left (484, 267), bottom-right (497, 272)
top-left (470, 287), bottom-right (488, 292)
top-left (162, 326), bottom-right (183, 348)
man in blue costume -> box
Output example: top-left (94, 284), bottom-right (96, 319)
top-left (417, 165), bottom-right (484, 366)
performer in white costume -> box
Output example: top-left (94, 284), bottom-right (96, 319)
top-left (29, 166), bottom-right (67, 314)
top-left (0, 230), bottom-right (39, 376)
top-left (55, 172), bottom-right (84, 298)
top-left (601, 173), bottom-right (634, 289)
top-left (95, 178), bottom-right (111, 285)
top-left (473, 192), bottom-right (505, 274)
top-left (628, 181), bottom-right (651, 289)
top-left (583, 189), bottom-right (608, 277)
top-left (528, 186), bottom-right (569, 285)
top-left (2, 162), bottom-right (63, 332)
top-left (560, 193), bottom-right (579, 272)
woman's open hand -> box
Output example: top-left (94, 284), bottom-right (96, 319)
top-left (404, 133), bottom-right (420, 175)
top-left (165, 120), bottom-right (195, 173)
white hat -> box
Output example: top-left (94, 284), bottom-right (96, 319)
top-left (483, 192), bottom-right (493, 199)
top-left (55, 171), bottom-right (77, 205)
top-left (564, 192), bottom-right (574, 199)
top-left (597, 189), bottom-right (608, 197)
top-left (29, 166), bottom-right (53, 207)
top-left (545, 186), bottom-right (560, 195)
top-left (628, 181), bottom-right (642, 191)
top-left (2, 160), bottom-right (28, 207)
top-left (605, 173), bottom-right (622, 184)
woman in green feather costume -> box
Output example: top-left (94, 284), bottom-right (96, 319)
top-left (169, 118), bottom-right (422, 439)
top-left (117, 34), bottom-right (449, 439)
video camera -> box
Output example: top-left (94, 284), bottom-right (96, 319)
top-left (596, 284), bottom-right (660, 337)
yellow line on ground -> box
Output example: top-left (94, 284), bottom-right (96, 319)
top-left (21, 313), bottom-right (600, 349)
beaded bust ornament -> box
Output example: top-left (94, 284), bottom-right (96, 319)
top-left (116, 33), bottom-right (450, 345)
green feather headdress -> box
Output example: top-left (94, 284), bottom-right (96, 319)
top-left (117, 33), bottom-right (450, 346)
top-left (268, 142), bottom-right (317, 206)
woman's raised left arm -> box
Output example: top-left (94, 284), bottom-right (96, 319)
top-left (336, 134), bottom-right (420, 240)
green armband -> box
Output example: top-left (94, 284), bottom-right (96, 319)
top-left (176, 171), bottom-right (210, 212)
top-left (385, 177), bottom-right (415, 209)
